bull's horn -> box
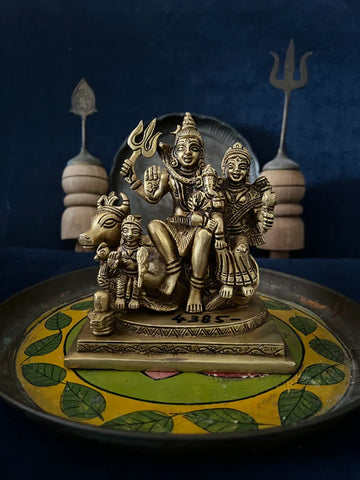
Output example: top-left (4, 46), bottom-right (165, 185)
top-left (97, 191), bottom-right (119, 208)
top-left (118, 192), bottom-right (130, 215)
top-left (107, 191), bottom-right (120, 206)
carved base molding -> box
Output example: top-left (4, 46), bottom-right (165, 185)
top-left (77, 341), bottom-right (284, 357)
top-left (115, 294), bottom-right (267, 338)
top-left (65, 304), bottom-right (296, 373)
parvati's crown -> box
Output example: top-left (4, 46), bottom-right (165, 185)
top-left (223, 142), bottom-right (251, 164)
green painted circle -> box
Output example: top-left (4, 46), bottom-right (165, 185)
top-left (65, 316), bottom-right (303, 405)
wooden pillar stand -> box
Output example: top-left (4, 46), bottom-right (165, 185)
top-left (61, 162), bottom-right (109, 249)
top-left (259, 168), bottom-right (306, 257)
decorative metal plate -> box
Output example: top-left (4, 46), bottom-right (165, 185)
top-left (0, 267), bottom-right (359, 451)
top-left (110, 113), bottom-right (260, 230)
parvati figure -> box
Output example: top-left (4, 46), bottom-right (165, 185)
top-left (217, 142), bottom-right (276, 302)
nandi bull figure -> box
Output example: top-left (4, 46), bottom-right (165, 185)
top-left (78, 191), bottom-right (178, 335)
top-left (79, 191), bottom-right (130, 251)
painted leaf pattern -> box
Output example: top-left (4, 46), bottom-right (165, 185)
top-left (24, 332), bottom-right (62, 357)
top-left (45, 312), bottom-right (71, 330)
top-left (298, 364), bottom-right (345, 385)
top-left (61, 382), bottom-right (105, 420)
top-left (263, 299), bottom-right (291, 310)
top-left (103, 411), bottom-right (173, 433)
top-left (184, 408), bottom-right (258, 433)
top-left (290, 315), bottom-right (317, 335)
top-left (22, 363), bottom-right (66, 387)
top-left (310, 338), bottom-right (345, 363)
top-left (278, 388), bottom-right (322, 425)
top-left (17, 292), bottom-right (350, 435)
top-left (70, 301), bottom-right (93, 311)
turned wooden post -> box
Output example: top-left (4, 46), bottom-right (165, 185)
top-left (61, 79), bottom-right (109, 250)
top-left (62, 164), bottom-right (109, 250)
top-left (259, 168), bottom-right (305, 258)
top-left (259, 40), bottom-right (311, 258)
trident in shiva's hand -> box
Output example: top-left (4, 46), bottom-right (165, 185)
top-left (265, 39), bottom-right (312, 170)
top-left (120, 119), bottom-right (161, 186)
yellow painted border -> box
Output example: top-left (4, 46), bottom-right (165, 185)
top-left (16, 295), bottom-right (351, 434)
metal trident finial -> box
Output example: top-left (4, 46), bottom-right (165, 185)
top-left (127, 118), bottom-right (161, 158)
top-left (270, 39), bottom-right (312, 92)
top-left (265, 40), bottom-right (312, 170)
top-left (121, 119), bottom-right (161, 183)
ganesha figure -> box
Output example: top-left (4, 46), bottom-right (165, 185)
top-left (188, 164), bottom-right (227, 252)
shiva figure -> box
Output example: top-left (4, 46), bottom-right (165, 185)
top-left (216, 142), bottom-right (276, 303)
top-left (107, 214), bottom-right (148, 311)
top-left (121, 113), bottom-right (212, 313)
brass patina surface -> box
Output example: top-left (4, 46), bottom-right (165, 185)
top-left (70, 113), bottom-right (283, 373)
top-left (115, 294), bottom-right (267, 338)
top-left (65, 312), bottom-right (295, 373)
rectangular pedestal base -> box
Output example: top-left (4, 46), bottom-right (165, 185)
top-left (65, 314), bottom-right (297, 374)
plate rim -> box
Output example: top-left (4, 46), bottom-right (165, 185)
top-left (0, 266), bottom-right (359, 448)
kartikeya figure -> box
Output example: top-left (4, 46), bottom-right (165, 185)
top-left (107, 214), bottom-right (148, 311)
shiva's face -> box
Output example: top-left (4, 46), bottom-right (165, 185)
top-left (121, 225), bottom-right (142, 243)
top-left (225, 156), bottom-right (250, 183)
top-left (174, 137), bottom-right (202, 168)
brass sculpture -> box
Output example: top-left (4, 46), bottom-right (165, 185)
top-left (66, 113), bottom-right (298, 374)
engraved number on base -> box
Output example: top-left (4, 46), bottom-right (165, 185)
top-left (171, 314), bottom-right (241, 324)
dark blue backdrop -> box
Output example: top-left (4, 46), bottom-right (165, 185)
top-left (1, 0), bottom-right (359, 257)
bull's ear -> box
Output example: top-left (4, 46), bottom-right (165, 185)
top-left (97, 195), bottom-right (108, 207)
top-left (108, 191), bottom-right (119, 205)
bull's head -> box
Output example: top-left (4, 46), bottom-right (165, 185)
top-left (78, 192), bottom-right (130, 249)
